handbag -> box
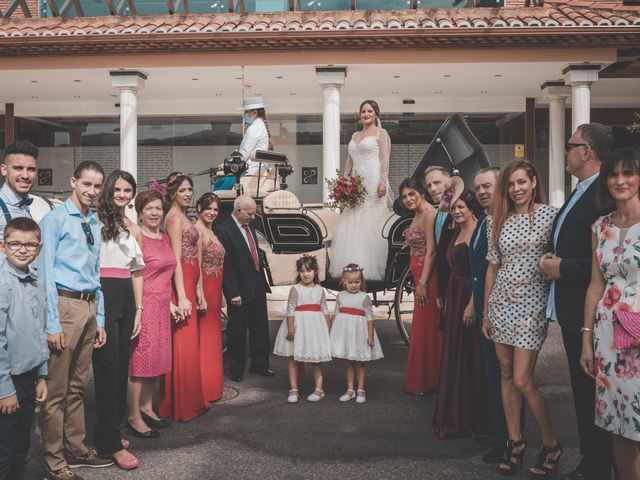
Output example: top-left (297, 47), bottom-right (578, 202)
top-left (613, 310), bottom-right (640, 350)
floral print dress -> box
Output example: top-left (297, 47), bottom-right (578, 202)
top-left (592, 214), bottom-right (640, 441)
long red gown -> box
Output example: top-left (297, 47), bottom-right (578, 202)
top-left (159, 225), bottom-right (209, 422)
top-left (404, 222), bottom-right (443, 394)
top-left (433, 231), bottom-right (490, 438)
top-left (198, 239), bottom-right (225, 402)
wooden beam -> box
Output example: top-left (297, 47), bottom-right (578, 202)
top-left (226, 0), bottom-right (234, 12)
top-left (525, 97), bottom-right (536, 165)
top-left (3, 0), bottom-right (32, 18)
top-left (5, 104), bottom-right (15, 146)
top-left (105, 0), bottom-right (116, 15)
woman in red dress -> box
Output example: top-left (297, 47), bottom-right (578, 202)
top-left (399, 178), bottom-right (442, 395)
top-left (194, 193), bottom-right (225, 402)
top-left (159, 172), bottom-right (209, 422)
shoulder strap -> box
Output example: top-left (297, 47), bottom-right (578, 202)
top-left (0, 197), bottom-right (11, 224)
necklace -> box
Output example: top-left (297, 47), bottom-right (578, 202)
top-left (142, 227), bottom-right (162, 239)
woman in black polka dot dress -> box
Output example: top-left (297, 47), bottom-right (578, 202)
top-left (482, 160), bottom-right (562, 478)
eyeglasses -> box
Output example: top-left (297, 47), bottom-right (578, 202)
top-left (3, 241), bottom-right (40, 252)
top-left (565, 142), bottom-right (590, 153)
top-left (81, 222), bottom-right (94, 246)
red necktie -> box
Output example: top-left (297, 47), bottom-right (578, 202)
top-left (242, 224), bottom-right (260, 271)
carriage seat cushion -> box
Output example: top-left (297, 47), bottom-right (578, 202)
top-left (214, 167), bottom-right (278, 200)
top-left (263, 190), bottom-right (302, 213)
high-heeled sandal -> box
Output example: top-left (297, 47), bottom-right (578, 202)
top-left (498, 437), bottom-right (527, 476)
top-left (529, 442), bottom-right (563, 479)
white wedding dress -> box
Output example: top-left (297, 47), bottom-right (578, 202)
top-left (329, 128), bottom-right (391, 281)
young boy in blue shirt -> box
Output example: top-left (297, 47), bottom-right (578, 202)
top-left (0, 217), bottom-right (49, 480)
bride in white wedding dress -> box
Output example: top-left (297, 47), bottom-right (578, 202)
top-left (329, 100), bottom-right (391, 281)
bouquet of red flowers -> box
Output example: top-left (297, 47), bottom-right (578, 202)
top-left (325, 170), bottom-right (367, 211)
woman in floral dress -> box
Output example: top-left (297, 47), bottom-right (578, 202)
top-left (582, 148), bottom-right (640, 480)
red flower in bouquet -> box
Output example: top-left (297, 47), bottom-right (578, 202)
top-left (325, 170), bottom-right (367, 211)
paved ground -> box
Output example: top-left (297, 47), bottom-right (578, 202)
top-left (25, 319), bottom-right (580, 480)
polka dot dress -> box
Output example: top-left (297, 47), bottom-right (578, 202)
top-left (486, 204), bottom-right (558, 351)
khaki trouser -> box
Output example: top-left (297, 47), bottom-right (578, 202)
top-left (39, 296), bottom-right (97, 472)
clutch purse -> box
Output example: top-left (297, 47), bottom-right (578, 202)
top-left (613, 310), bottom-right (640, 350)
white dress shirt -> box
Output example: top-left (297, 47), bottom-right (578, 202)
top-left (239, 117), bottom-right (269, 173)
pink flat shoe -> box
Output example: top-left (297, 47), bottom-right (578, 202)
top-left (115, 451), bottom-right (139, 471)
top-left (121, 438), bottom-right (130, 450)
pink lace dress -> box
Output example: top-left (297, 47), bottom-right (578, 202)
top-left (160, 224), bottom-right (209, 421)
top-left (129, 233), bottom-right (176, 377)
top-left (199, 238), bottom-right (225, 402)
top-left (404, 221), bottom-right (442, 394)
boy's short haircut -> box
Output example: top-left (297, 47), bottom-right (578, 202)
top-left (3, 217), bottom-right (41, 241)
top-left (73, 160), bottom-right (105, 180)
top-left (3, 140), bottom-right (39, 163)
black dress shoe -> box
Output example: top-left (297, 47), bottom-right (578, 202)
top-left (249, 369), bottom-right (275, 377)
top-left (482, 443), bottom-right (505, 464)
top-left (140, 411), bottom-right (171, 429)
top-left (228, 373), bottom-right (243, 382)
top-left (126, 421), bottom-right (160, 439)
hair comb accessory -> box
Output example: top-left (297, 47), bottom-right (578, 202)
top-left (343, 266), bottom-right (364, 272)
top-left (166, 172), bottom-right (184, 188)
top-left (298, 253), bottom-right (316, 260)
top-left (150, 179), bottom-right (167, 196)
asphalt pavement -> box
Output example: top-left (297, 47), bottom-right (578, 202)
top-left (25, 320), bottom-right (580, 480)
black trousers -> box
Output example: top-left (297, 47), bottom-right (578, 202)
top-left (0, 369), bottom-right (37, 480)
top-left (561, 327), bottom-right (613, 479)
top-left (92, 278), bottom-right (135, 456)
top-left (226, 274), bottom-right (270, 376)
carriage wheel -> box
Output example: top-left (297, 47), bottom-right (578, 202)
top-left (393, 263), bottom-right (414, 346)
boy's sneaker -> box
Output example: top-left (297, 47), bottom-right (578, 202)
top-left (67, 449), bottom-right (114, 468)
top-left (44, 467), bottom-right (85, 480)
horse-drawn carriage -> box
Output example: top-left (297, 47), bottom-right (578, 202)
top-left (214, 114), bottom-right (491, 345)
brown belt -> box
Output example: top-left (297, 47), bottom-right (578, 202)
top-left (57, 288), bottom-right (96, 302)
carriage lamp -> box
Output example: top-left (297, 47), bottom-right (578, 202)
top-left (223, 150), bottom-right (248, 179)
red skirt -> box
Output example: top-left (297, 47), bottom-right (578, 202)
top-left (198, 272), bottom-right (224, 402)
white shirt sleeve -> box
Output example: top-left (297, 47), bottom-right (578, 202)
top-left (239, 119), bottom-right (269, 171)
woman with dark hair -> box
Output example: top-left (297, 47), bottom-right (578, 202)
top-left (329, 99), bottom-right (391, 281)
top-left (581, 148), bottom-right (640, 479)
top-left (398, 177), bottom-right (442, 395)
top-left (433, 188), bottom-right (491, 439)
top-left (128, 189), bottom-right (177, 439)
top-left (93, 170), bottom-right (144, 469)
top-left (194, 193), bottom-right (225, 402)
top-left (159, 172), bottom-right (210, 422)
top-left (482, 160), bottom-right (561, 477)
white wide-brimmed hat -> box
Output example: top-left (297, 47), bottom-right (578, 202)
top-left (238, 96), bottom-right (269, 110)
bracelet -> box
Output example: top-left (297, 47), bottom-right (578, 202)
top-left (581, 327), bottom-right (594, 334)
top-left (419, 280), bottom-right (428, 288)
top-left (136, 305), bottom-right (144, 311)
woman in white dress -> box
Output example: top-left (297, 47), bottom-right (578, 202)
top-left (329, 100), bottom-right (391, 281)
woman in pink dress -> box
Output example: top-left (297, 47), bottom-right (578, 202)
top-left (159, 172), bottom-right (209, 422)
top-left (128, 189), bottom-right (177, 438)
top-left (399, 178), bottom-right (442, 395)
top-left (194, 193), bottom-right (225, 402)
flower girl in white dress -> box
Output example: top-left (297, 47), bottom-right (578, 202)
top-left (273, 255), bottom-right (331, 403)
top-left (330, 264), bottom-right (383, 404)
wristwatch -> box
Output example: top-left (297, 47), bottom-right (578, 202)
top-left (136, 305), bottom-right (144, 312)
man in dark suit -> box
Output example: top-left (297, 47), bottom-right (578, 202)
top-left (424, 166), bottom-right (455, 306)
top-left (539, 123), bottom-right (614, 480)
top-left (216, 194), bottom-right (273, 382)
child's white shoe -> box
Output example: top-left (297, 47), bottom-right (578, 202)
top-left (306, 388), bottom-right (325, 402)
top-left (339, 389), bottom-right (356, 402)
top-left (287, 389), bottom-right (299, 404)
top-left (356, 389), bottom-right (366, 404)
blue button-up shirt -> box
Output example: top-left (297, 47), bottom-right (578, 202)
top-left (0, 257), bottom-right (49, 399)
top-left (38, 198), bottom-right (104, 333)
top-left (546, 172), bottom-right (599, 321)
top-left (0, 183), bottom-right (32, 240)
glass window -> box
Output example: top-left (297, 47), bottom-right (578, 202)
top-left (187, 0), bottom-right (233, 14)
top-left (299, 0), bottom-right (351, 11)
top-left (356, 0), bottom-right (412, 9)
top-left (242, 0), bottom-right (289, 12)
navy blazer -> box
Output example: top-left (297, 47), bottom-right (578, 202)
top-left (215, 217), bottom-right (266, 304)
top-left (551, 180), bottom-right (611, 331)
top-left (435, 213), bottom-right (455, 298)
top-left (469, 212), bottom-right (488, 317)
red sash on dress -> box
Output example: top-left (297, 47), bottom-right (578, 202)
top-left (295, 304), bottom-right (321, 312)
top-left (339, 307), bottom-right (366, 316)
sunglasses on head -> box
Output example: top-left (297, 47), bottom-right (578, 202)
top-left (81, 222), bottom-right (94, 246)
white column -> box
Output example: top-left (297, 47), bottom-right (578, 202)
top-left (316, 67), bottom-right (347, 202)
top-left (542, 82), bottom-right (570, 208)
top-left (563, 65), bottom-right (599, 187)
top-left (109, 71), bottom-right (147, 180)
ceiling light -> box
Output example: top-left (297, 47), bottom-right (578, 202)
top-left (392, 91), bottom-right (399, 94)
top-left (110, 94), bottom-right (117, 97)
top-left (276, 76), bottom-right (283, 79)
top-left (31, 80), bottom-right (38, 83)
top-left (443, 74), bottom-right (451, 78)
top-left (480, 90), bottom-right (488, 94)
top-left (289, 93), bottom-right (297, 96)
top-left (215, 93), bottom-right (223, 97)
top-left (73, 95), bottom-right (80, 99)
top-left (192, 78), bottom-right (199, 81)
top-left (235, 76), bottom-right (242, 80)
top-left (393, 75), bottom-right (401, 79)
top-left (31, 96), bottom-right (39, 99)
top-left (73, 79), bottom-right (81, 83)
top-left (494, 74), bottom-right (502, 77)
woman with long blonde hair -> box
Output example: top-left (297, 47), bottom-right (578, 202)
top-left (482, 159), bottom-right (561, 478)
